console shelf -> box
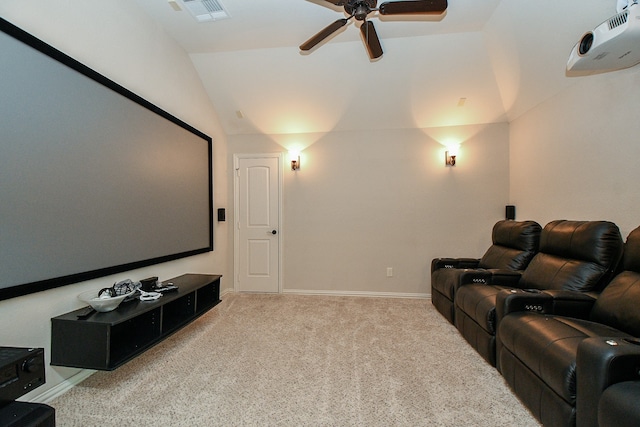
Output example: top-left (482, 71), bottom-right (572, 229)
top-left (51, 274), bottom-right (221, 370)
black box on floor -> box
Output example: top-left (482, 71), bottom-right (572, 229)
top-left (0, 347), bottom-right (45, 405)
top-left (0, 401), bottom-right (55, 427)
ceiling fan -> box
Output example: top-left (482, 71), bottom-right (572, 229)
top-left (300, 0), bottom-right (448, 59)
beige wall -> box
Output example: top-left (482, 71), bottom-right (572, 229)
top-left (509, 67), bottom-right (640, 239)
top-left (229, 124), bottom-right (511, 296)
top-left (0, 1), bottom-right (230, 398)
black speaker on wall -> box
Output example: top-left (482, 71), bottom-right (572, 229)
top-left (217, 208), bottom-right (226, 222)
top-left (505, 205), bottom-right (516, 220)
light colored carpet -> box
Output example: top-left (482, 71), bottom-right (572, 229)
top-left (49, 294), bottom-right (540, 426)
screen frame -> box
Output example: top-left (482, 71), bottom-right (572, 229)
top-left (0, 18), bottom-right (214, 301)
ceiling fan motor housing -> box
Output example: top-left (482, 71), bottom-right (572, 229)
top-left (345, 0), bottom-right (377, 21)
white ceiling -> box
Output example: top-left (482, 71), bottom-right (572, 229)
top-left (131, 0), bottom-right (618, 135)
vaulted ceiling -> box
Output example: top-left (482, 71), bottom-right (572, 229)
top-left (131, 0), bottom-right (616, 135)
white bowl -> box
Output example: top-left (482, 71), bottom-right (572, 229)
top-left (78, 289), bottom-right (136, 312)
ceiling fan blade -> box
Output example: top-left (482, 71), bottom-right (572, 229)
top-left (360, 21), bottom-right (383, 59)
top-left (323, 0), bottom-right (347, 5)
top-left (378, 0), bottom-right (447, 15)
top-left (300, 18), bottom-right (349, 51)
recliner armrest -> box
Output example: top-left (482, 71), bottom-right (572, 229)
top-left (546, 290), bottom-right (598, 319)
top-left (456, 269), bottom-right (522, 287)
top-left (457, 269), bottom-right (493, 286)
top-left (496, 288), bottom-right (554, 322)
top-left (495, 289), bottom-right (597, 322)
top-left (431, 257), bottom-right (480, 273)
top-left (577, 337), bottom-right (640, 427)
top-left (485, 269), bottom-right (522, 286)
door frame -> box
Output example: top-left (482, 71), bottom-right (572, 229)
top-left (233, 153), bottom-right (283, 293)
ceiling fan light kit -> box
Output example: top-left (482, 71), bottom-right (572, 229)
top-left (300, 0), bottom-right (448, 59)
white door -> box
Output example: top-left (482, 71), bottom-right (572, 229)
top-left (234, 155), bottom-right (281, 293)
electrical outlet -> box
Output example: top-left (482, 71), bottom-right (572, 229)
top-left (386, 267), bottom-right (393, 277)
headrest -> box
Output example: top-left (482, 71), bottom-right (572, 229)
top-left (623, 226), bottom-right (640, 273)
top-left (539, 220), bottom-right (622, 266)
top-left (519, 220), bottom-right (623, 292)
top-left (492, 220), bottom-right (542, 252)
top-left (590, 227), bottom-right (640, 334)
top-left (478, 220), bottom-right (541, 270)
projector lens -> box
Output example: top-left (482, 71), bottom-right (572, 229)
top-left (579, 33), bottom-right (594, 55)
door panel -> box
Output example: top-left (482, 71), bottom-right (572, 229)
top-left (236, 156), bottom-right (280, 292)
top-left (248, 166), bottom-right (271, 226)
top-left (248, 240), bottom-right (270, 275)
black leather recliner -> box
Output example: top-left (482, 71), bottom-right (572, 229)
top-left (596, 379), bottom-right (640, 427)
top-left (496, 225), bottom-right (640, 427)
top-left (454, 220), bottom-right (623, 366)
top-left (576, 342), bottom-right (640, 427)
top-left (431, 220), bottom-right (541, 324)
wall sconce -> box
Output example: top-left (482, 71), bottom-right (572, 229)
top-left (445, 145), bottom-right (459, 167)
top-left (289, 151), bottom-right (300, 171)
top-left (445, 151), bottom-right (456, 167)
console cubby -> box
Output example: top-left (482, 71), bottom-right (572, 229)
top-left (51, 274), bottom-right (221, 370)
top-left (162, 292), bottom-right (195, 334)
top-left (196, 279), bottom-right (220, 314)
top-left (110, 308), bottom-right (161, 367)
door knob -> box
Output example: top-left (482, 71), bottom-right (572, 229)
top-left (271, 230), bottom-right (277, 235)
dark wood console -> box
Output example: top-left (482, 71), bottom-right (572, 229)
top-left (51, 274), bottom-right (221, 370)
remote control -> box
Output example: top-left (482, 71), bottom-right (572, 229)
top-left (76, 306), bottom-right (96, 319)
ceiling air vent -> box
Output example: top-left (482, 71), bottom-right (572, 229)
top-left (182, 0), bottom-right (230, 22)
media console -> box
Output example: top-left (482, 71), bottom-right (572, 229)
top-left (51, 274), bottom-right (221, 370)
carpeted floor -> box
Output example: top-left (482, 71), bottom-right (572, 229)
top-left (49, 294), bottom-right (540, 426)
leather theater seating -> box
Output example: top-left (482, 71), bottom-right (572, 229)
top-left (496, 225), bottom-right (640, 427)
top-left (597, 381), bottom-right (640, 427)
top-left (454, 220), bottom-right (623, 366)
top-left (431, 220), bottom-right (541, 324)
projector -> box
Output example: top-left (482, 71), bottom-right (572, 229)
top-left (567, 2), bottom-right (640, 73)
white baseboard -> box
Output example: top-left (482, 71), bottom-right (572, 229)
top-left (29, 369), bottom-right (96, 404)
top-left (282, 289), bottom-right (430, 299)
top-left (220, 288), bottom-right (234, 298)
top-left (224, 288), bottom-right (430, 299)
